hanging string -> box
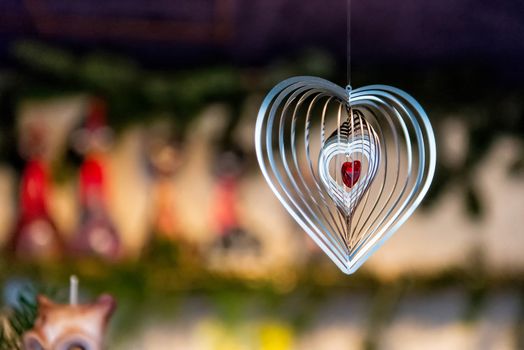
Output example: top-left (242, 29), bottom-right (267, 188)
top-left (346, 0), bottom-right (352, 103)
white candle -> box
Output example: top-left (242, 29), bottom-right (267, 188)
top-left (70, 275), bottom-right (79, 306)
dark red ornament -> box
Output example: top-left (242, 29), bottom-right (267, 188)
top-left (341, 160), bottom-right (361, 188)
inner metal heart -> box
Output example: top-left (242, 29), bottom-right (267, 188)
top-left (318, 113), bottom-right (380, 218)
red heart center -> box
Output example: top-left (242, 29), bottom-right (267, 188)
top-left (341, 160), bottom-right (361, 188)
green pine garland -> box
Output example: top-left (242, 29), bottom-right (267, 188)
top-left (0, 290), bottom-right (38, 350)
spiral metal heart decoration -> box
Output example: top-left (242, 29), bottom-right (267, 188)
top-left (255, 76), bottom-right (436, 274)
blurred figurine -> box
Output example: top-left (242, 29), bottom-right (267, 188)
top-left (70, 98), bottom-right (121, 260)
top-left (23, 277), bottom-right (116, 350)
top-left (7, 122), bottom-right (63, 260)
top-left (143, 122), bottom-right (183, 241)
top-left (210, 147), bottom-right (261, 254)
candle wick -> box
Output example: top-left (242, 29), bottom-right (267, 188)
top-left (70, 275), bottom-right (79, 306)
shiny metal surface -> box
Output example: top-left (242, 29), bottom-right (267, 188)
top-left (255, 76), bottom-right (436, 274)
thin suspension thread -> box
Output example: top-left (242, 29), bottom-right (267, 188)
top-left (346, 0), bottom-right (351, 88)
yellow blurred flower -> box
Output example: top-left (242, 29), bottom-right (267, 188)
top-left (258, 321), bottom-right (294, 350)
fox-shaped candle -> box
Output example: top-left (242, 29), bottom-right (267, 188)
top-left (23, 276), bottom-right (116, 350)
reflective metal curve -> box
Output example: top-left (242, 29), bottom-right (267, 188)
top-left (255, 76), bottom-right (436, 274)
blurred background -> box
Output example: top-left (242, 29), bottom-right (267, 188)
top-left (0, 0), bottom-right (524, 349)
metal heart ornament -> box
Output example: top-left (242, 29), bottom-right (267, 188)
top-left (255, 76), bottom-right (436, 274)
